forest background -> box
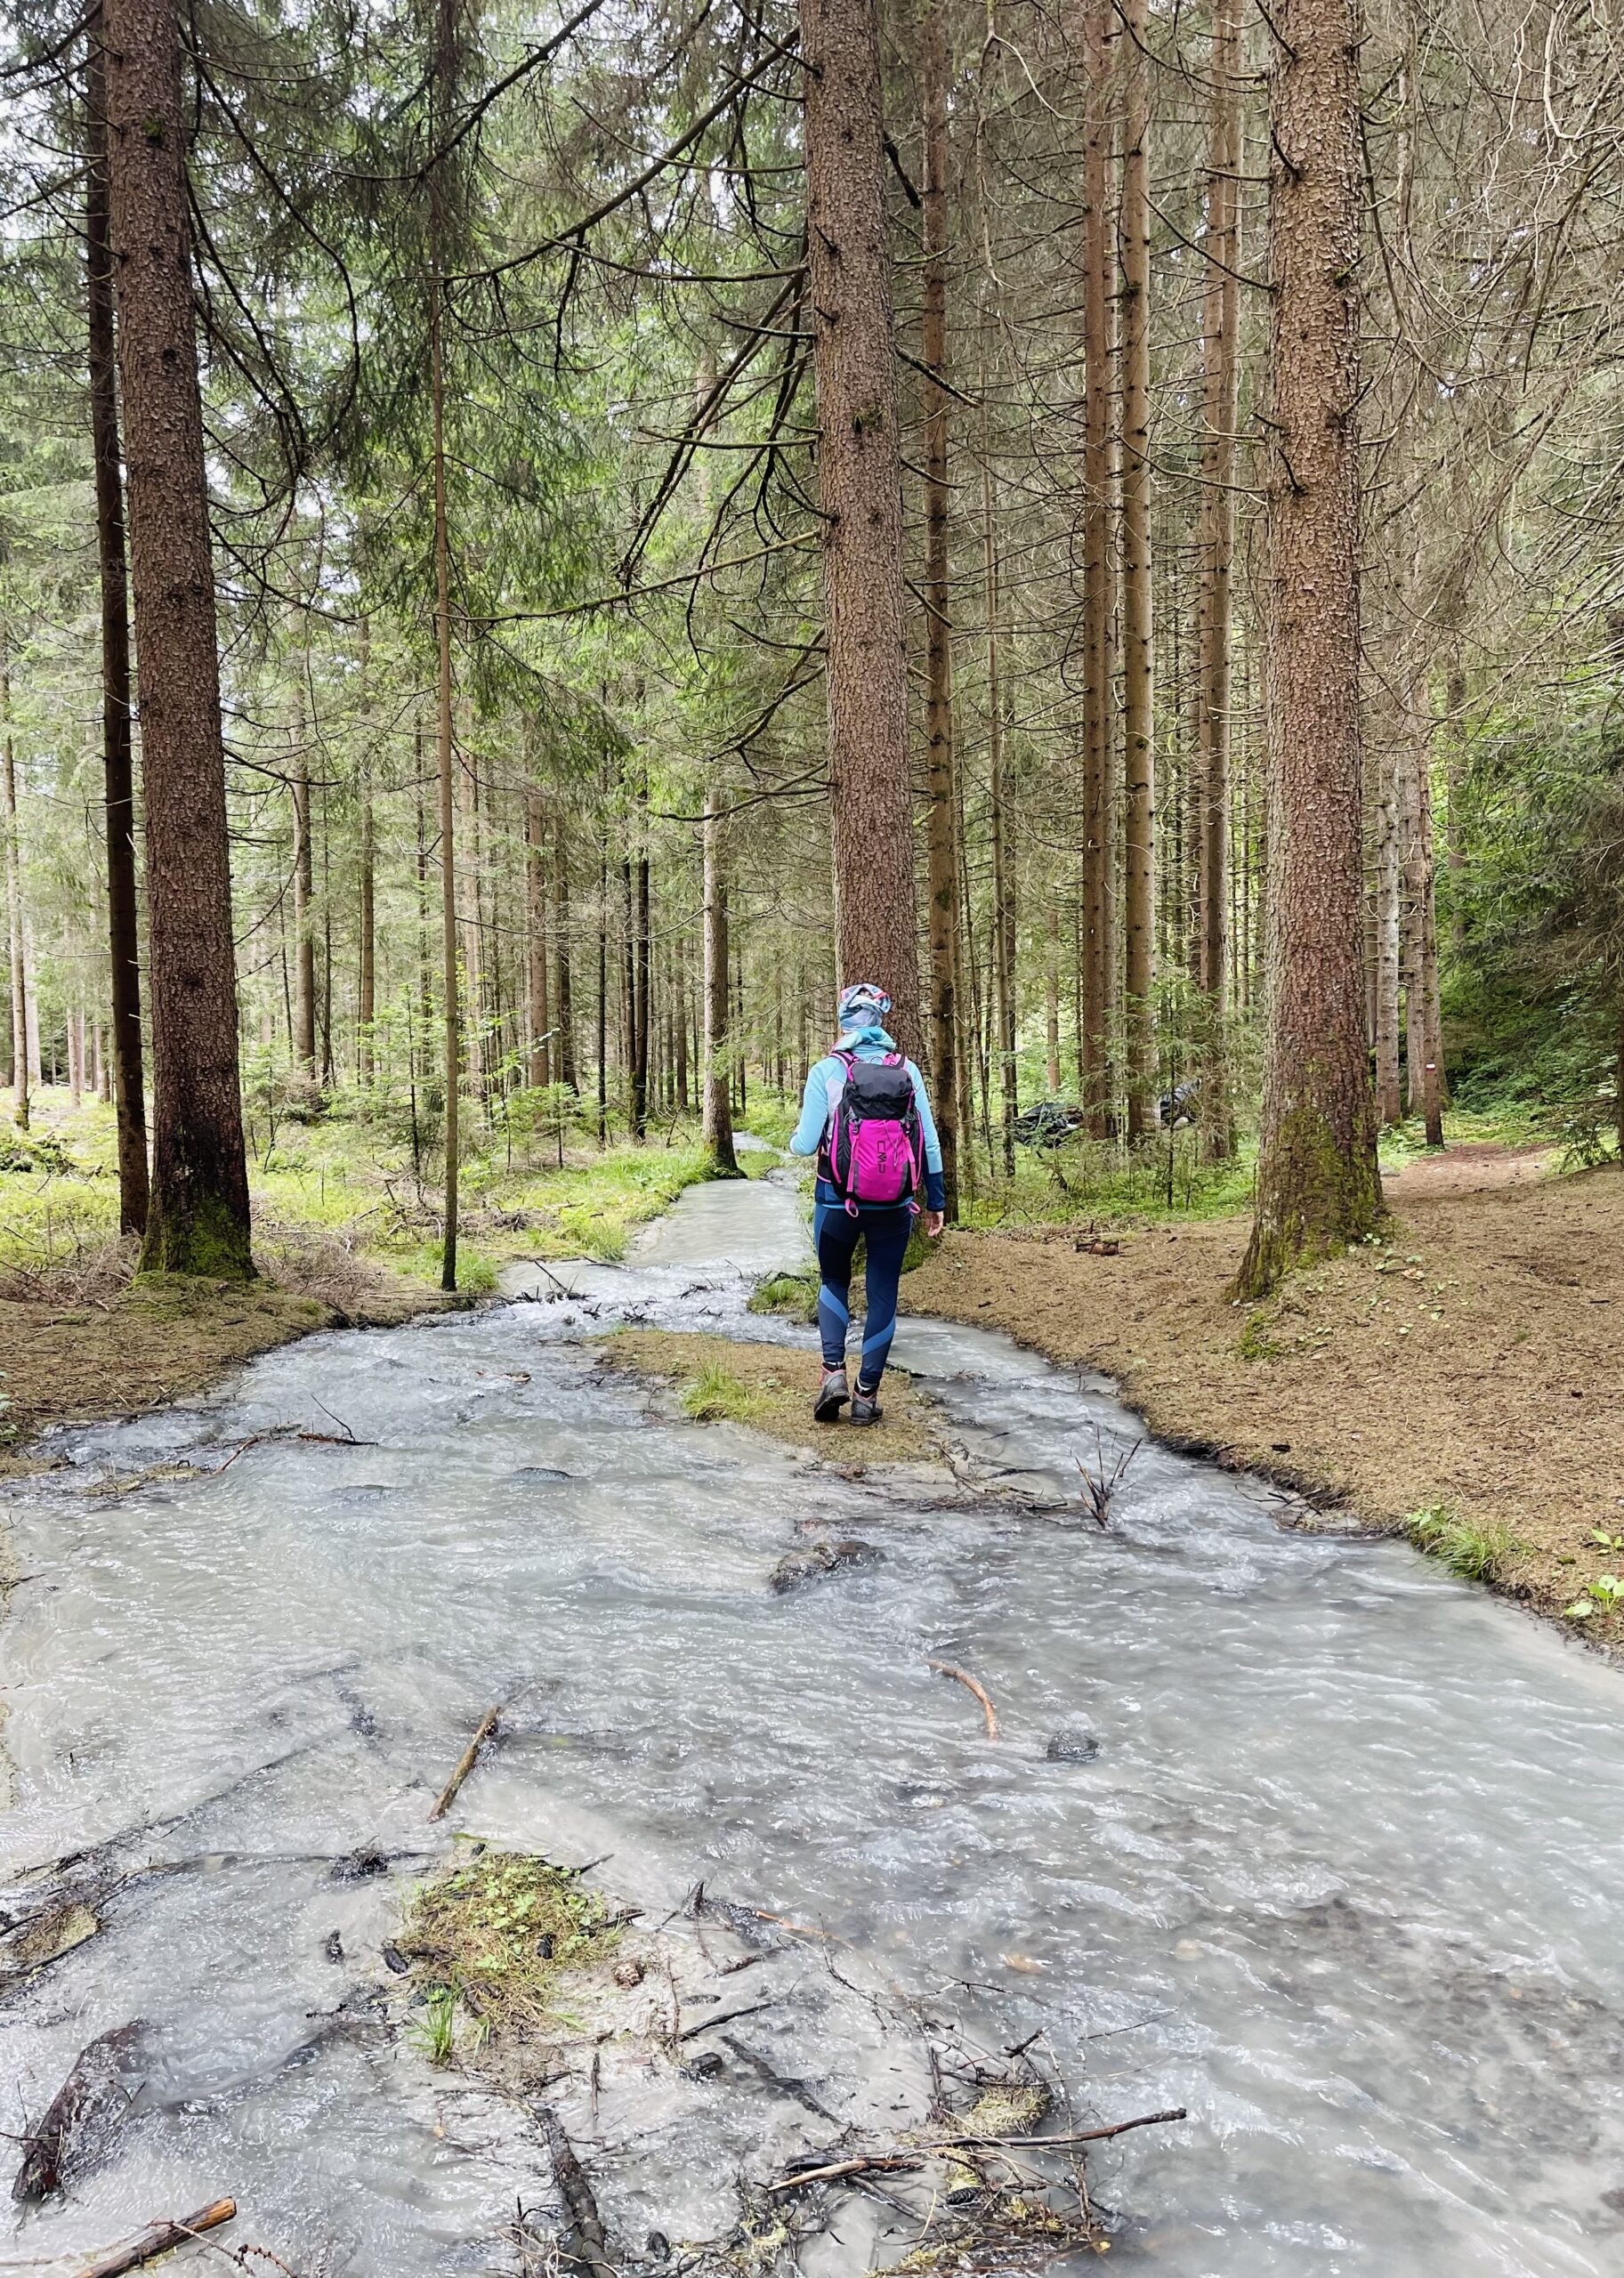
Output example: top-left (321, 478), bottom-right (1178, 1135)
top-left (3, 0), bottom-right (1623, 1323)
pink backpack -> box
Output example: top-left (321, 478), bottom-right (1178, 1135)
top-left (824, 1051), bottom-right (924, 1210)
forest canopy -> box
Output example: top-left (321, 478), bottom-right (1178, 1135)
top-left (3, 0), bottom-right (1623, 1290)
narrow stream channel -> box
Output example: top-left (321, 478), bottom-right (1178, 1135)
top-left (4, 1170), bottom-right (1624, 2275)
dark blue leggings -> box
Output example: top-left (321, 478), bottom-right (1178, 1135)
top-left (814, 1201), bottom-right (912, 1389)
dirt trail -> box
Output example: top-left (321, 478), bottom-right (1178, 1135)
top-left (909, 1157), bottom-right (1624, 1641)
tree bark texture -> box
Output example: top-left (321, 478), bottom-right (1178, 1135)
top-left (525, 784), bottom-right (552, 1086)
top-left (802, 0), bottom-right (922, 1055)
top-left (1195, 0), bottom-right (1240, 1157)
top-left (86, 25), bottom-right (149, 1230)
top-left (291, 735), bottom-right (317, 1074)
top-left (1235, 0), bottom-right (1381, 1296)
top-left (1119, 0), bottom-right (1155, 1141)
top-left (3, 663), bottom-right (28, 1129)
top-left (921, 0), bottom-right (961, 1213)
top-left (554, 807), bottom-right (576, 1086)
top-left (1374, 726), bottom-right (1402, 1124)
top-left (430, 274), bottom-right (460, 1289)
top-left (701, 786), bottom-right (740, 1173)
top-left (1079, 0), bottom-right (1114, 1127)
top-left (982, 434), bottom-right (1017, 1176)
top-left (104, 0), bottom-right (252, 1275)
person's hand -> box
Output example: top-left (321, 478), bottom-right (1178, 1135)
top-left (924, 1209), bottom-right (945, 1240)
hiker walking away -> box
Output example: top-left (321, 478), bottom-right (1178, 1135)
top-left (788, 982), bottom-right (946, 1426)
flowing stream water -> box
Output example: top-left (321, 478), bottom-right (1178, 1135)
top-left (4, 1168), bottom-right (1624, 2277)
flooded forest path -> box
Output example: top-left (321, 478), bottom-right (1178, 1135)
top-left (4, 1170), bottom-right (1624, 2276)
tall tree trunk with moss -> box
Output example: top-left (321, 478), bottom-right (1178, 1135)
top-left (1119, 0), bottom-right (1155, 1141)
top-left (1234, 0), bottom-right (1381, 1297)
top-left (1195, 0), bottom-right (1240, 1158)
top-left (104, 0), bottom-right (251, 1276)
top-left (86, 26), bottom-right (149, 1229)
top-left (921, 0), bottom-right (961, 1210)
top-left (802, 0), bottom-right (922, 1055)
top-left (701, 784), bottom-right (740, 1174)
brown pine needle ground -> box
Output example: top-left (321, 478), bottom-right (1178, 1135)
top-left (909, 1154), bottom-right (1624, 1644)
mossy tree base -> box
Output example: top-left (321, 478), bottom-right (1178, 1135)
top-left (138, 1188), bottom-right (255, 1280)
top-left (1232, 1096), bottom-right (1382, 1300)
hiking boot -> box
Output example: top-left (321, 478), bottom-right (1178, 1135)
top-left (850, 1385), bottom-right (883, 1426)
top-left (813, 1367), bottom-right (849, 1423)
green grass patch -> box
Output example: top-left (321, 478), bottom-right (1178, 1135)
top-left (1404, 1501), bottom-right (1518, 1584)
top-left (400, 1850), bottom-right (623, 2049)
top-left (747, 1265), bottom-right (820, 1324)
top-left (680, 1359), bottom-right (767, 1423)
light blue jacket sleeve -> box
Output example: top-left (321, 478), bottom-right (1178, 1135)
top-left (908, 1062), bottom-right (943, 1176)
top-left (789, 1060), bottom-right (834, 1157)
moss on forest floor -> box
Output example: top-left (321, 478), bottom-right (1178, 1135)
top-left (909, 1144), bottom-right (1624, 1645)
top-left (600, 1328), bottom-right (941, 1467)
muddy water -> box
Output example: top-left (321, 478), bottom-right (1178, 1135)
top-left (4, 1171), bottom-right (1624, 2275)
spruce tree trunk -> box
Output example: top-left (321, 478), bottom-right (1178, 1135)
top-left (525, 785), bottom-right (551, 1086)
top-left (3, 659), bottom-right (30, 1131)
top-left (982, 422), bottom-right (1018, 1178)
top-left (1079, 0), bottom-right (1114, 1130)
top-left (1374, 728), bottom-right (1403, 1124)
top-left (86, 28), bottom-right (149, 1230)
top-left (430, 273), bottom-right (460, 1290)
top-left (633, 852), bottom-right (650, 1137)
top-left (802, 0), bottom-right (922, 1054)
top-left (921, 2), bottom-right (961, 1213)
top-left (1410, 722), bottom-right (1444, 1143)
top-left (291, 737), bottom-right (317, 1075)
top-left (554, 808), bottom-right (577, 1087)
top-left (104, 0), bottom-right (251, 1275)
top-left (1195, 0), bottom-right (1240, 1158)
top-left (1119, 0), bottom-right (1155, 1142)
top-left (1234, 0), bottom-right (1381, 1297)
top-left (701, 786), bottom-right (740, 1172)
top-left (357, 626), bottom-right (376, 1084)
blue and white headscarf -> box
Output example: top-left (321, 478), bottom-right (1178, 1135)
top-left (836, 981), bottom-right (894, 1052)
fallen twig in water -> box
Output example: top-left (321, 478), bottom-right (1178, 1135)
top-left (428, 1706), bottom-right (502, 1821)
top-left (767, 2153), bottom-right (924, 2195)
top-left (928, 1660), bottom-right (999, 1741)
top-left (929, 2106), bottom-right (1187, 2150)
top-left (536, 2105), bottom-right (617, 2278)
top-left (77, 2196), bottom-right (237, 2278)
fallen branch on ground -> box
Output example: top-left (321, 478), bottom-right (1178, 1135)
top-left (77, 2196), bottom-right (236, 2278)
top-left (427, 1706), bottom-right (502, 1821)
top-left (928, 1660), bottom-right (999, 1741)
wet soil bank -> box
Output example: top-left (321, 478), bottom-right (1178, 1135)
top-left (908, 1157), bottom-right (1624, 1642)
